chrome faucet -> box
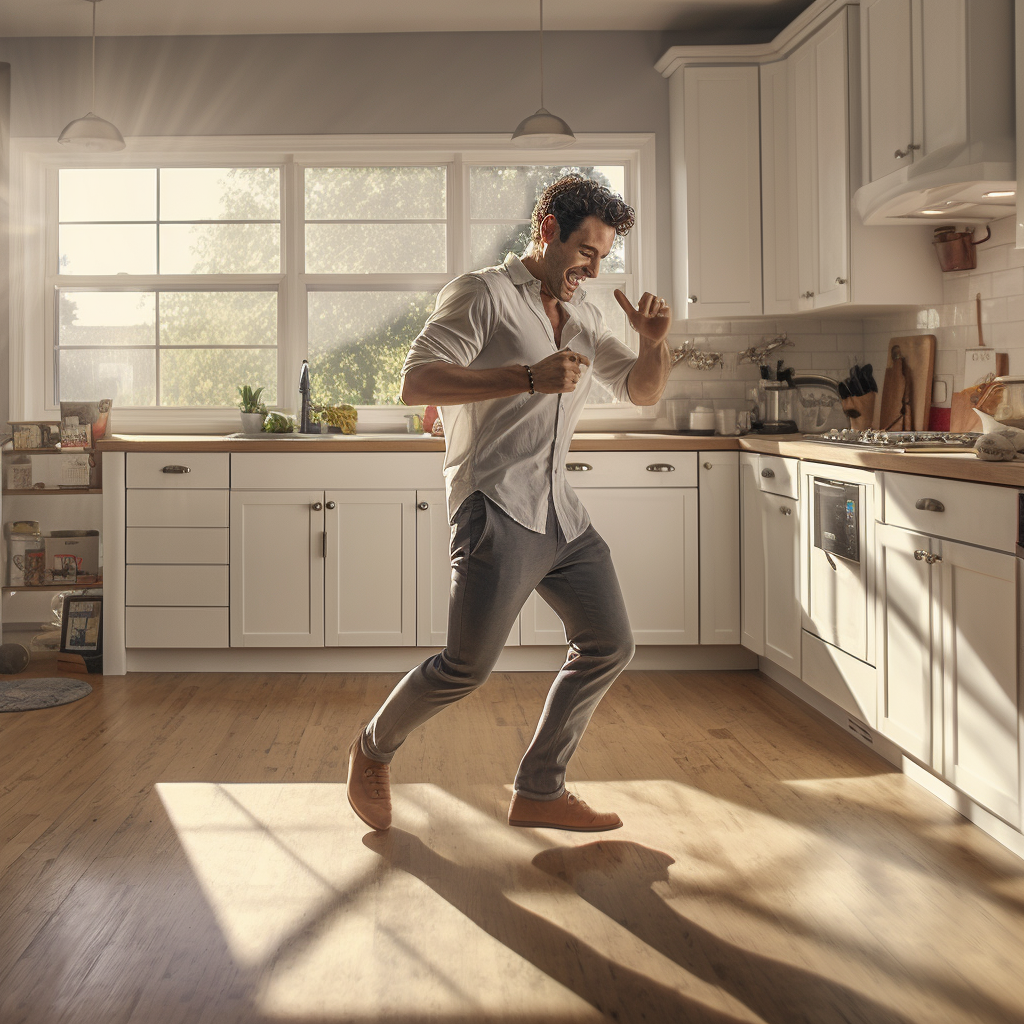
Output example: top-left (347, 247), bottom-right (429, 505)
top-left (298, 359), bottom-right (313, 433)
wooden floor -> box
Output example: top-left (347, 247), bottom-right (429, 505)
top-left (1, 665), bottom-right (1023, 1024)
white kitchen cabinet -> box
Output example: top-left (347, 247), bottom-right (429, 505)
top-left (858, 0), bottom-right (1015, 224)
top-left (521, 452), bottom-right (700, 646)
top-left (876, 475), bottom-right (1022, 828)
top-left (671, 64), bottom-right (763, 318)
top-left (230, 490), bottom-right (325, 648)
top-left (739, 452), bottom-right (765, 655)
top-left (760, 59), bottom-right (794, 316)
top-left (325, 489), bottom-right (416, 647)
top-left (699, 452), bottom-right (740, 644)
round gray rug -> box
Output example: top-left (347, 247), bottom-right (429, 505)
top-left (0, 677), bottom-right (93, 712)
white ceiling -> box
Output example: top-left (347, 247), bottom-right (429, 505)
top-left (0, 0), bottom-right (813, 37)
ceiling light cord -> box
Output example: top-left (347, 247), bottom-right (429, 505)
top-left (91, 0), bottom-right (96, 112)
top-left (539, 0), bottom-right (544, 111)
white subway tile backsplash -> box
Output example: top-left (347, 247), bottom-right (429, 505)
top-left (992, 267), bottom-right (1024, 297)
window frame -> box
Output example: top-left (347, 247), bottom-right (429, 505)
top-left (12, 133), bottom-right (657, 434)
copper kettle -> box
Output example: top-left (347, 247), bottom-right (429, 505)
top-left (933, 225), bottom-right (991, 272)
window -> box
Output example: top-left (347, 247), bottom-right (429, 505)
top-left (21, 136), bottom-right (654, 429)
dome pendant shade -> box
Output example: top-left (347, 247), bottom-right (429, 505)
top-left (58, 0), bottom-right (126, 152)
top-left (512, 0), bottom-right (575, 149)
top-left (58, 111), bottom-right (126, 151)
top-left (511, 107), bottom-right (576, 149)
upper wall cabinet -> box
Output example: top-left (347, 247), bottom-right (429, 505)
top-left (659, 0), bottom-right (942, 318)
top-left (669, 66), bottom-right (764, 318)
top-left (857, 0), bottom-right (1015, 225)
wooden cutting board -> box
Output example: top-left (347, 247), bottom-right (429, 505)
top-left (950, 352), bottom-right (1009, 432)
top-left (873, 335), bottom-right (935, 431)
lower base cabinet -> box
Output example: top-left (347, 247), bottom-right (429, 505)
top-left (877, 521), bottom-right (1022, 827)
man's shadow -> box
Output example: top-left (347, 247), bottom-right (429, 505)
top-left (532, 841), bottom-right (1022, 1024)
top-left (363, 829), bottom-right (749, 1024)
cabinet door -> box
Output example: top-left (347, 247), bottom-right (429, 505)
top-left (325, 489), bottom-right (416, 647)
top-left (740, 453), bottom-right (766, 655)
top-left (699, 452), bottom-right (740, 644)
top-left (681, 65), bottom-right (763, 318)
top-left (522, 488), bottom-right (700, 646)
top-left (762, 489), bottom-right (801, 676)
top-left (230, 490), bottom-right (324, 647)
top-left (875, 523), bottom-right (939, 764)
top-left (915, 0), bottom-right (967, 163)
top-left (863, 0), bottom-right (914, 182)
top-left (812, 13), bottom-right (851, 308)
top-left (941, 541), bottom-right (1021, 826)
top-left (790, 40), bottom-right (819, 312)
top-left (760, 59), bottom-right (795, 316)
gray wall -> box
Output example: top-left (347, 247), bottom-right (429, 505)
top-left (0, 31), bottom-right (675, 294)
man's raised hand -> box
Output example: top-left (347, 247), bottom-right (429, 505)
top-left (614, 289), bottom-right (672, 345)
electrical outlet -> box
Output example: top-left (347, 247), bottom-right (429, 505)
top-left (932, 375), bottom-right (953, 406)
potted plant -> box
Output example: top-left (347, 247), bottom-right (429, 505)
top-left (237, 385), bottom-right (268, 433)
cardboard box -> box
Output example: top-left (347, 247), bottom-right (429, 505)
top-left (44, 534), bottom-right (99, 577)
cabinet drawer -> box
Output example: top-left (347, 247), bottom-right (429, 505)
top-left (126, 452), bottom-right (229, 489)
top-left (127, 489), bottom-right (229, 528)
top-left (560, 451), bottom-right (698, 487)
top-left (126, 528), bottom-right (229, 565)
top-left (882, 473), bottom-right (1018, 552)
top-left (126, 607), bottom-right (229, 648)
top-left (757, 455), bottom-right (799, 498)
top-left (126, 565), bottom-right (229, 606)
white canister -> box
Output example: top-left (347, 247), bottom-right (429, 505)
top-left (689, 406), bottom-right (715, 431)
top-left (7, 530), bottom-right (44, 587)
top-left (716, 408), bottom-right (739, 435)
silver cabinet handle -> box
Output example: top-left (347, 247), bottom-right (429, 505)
top-left (703, 461), bottom-right (713, 470)
top-left (915, 498), bottom-right (944, 512)
top-left (761, 468), bottom-right (775, 478)
top-left (927, 553), bottom-right (943, 564)
top-left (417, 501), bottom-right (429, 511)
top-left (835, 276), bottom-right (847, 285)
top-left (323, 531), bottom-right (328, 559)
top-left (780, 505), bottom-right (792, 515)
top-left (914, 549), bottom-right (927, 561)
top-left (161, 465), bottom-right (191, 474)
top-left (311, 501), bottom-right (323, 511)
top-left (566, 463), bottom-right (593, 472)
top-left (895, 143), bottom-right (921, 159)
top-left (647, 464), bottom-right (676, 473)
top-left (325, 501), bottom-right (336, 510)
top-left (802, 291), bottom-right (815, 299)
top-left (688, 295), bottom-right (698, 303)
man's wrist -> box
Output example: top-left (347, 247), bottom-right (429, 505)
top-left (524, 364), bottom-right (536, 395)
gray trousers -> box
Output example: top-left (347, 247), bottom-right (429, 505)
top-left (362, 491), bottom-right (635, 800)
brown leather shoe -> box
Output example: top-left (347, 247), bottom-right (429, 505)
top-left (347, 734), bottom-right (392, 831)
top-left (508, 791), bottom-right (622, 832)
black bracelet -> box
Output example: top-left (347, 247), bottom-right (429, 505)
top-left (524, 364), bottom-right (535, 395)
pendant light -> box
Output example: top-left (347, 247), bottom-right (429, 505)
top-left (511, 0), bottom-right (575, 149)
top-left (58, 0), bottom-right (126, 151)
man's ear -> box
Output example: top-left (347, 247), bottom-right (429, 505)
top-left (540, 213), bottom-right (560, 245)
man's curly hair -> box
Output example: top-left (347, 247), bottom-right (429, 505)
top-left (529, 174), bottom-right (635, 248)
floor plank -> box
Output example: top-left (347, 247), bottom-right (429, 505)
top-left (1, 667), bottom-right (1022, 1024)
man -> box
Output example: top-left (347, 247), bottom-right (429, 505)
top-left (347, 174), bottom-right (672, 833)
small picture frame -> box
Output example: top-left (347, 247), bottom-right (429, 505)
top-left (60, 595), bottom-right (103, 654)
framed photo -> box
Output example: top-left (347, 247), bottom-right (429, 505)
top-left (60, 595), bottom-right (103, 654)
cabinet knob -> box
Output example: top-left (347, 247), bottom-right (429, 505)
top-left (325, 501), bottom-right (336, 510)
top-left (417, 501), bottom-right (429, 510)
top-left (703, 461), bottom-right (713, 470)
top-left (895, 143), bottom-right (921, 159)
top-left (835, 276), bottom-right (847, 285)
top-left (760, 468), bottom-right (775, 478)
top-left (802, 291), bottom-right (815, 299)
top-left (915, 498), bottom-right (944, 512)
top-left (565, 463), bottom-right (593, 472)
top-left (927, 553), bottom-right (943, 564)
top-left (688, 295), bottom-right (698, 303)
top-left (311, 501), bottom-right (323, 511)
top-left (780, 505), bottom-right (792, 515)
top-left (161, 465), bottom-right (190, 474)
top-left (646, 464), bottom-right (676, 473)
top-left (914, 549), bottom-right (927, 561)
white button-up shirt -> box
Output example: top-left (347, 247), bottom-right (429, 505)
top-left (402, 253), bottom-right (638, 542)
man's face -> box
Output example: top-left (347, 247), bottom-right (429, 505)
top-left (538, 214), bottom-right (616, 302)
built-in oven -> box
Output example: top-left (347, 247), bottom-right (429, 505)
top-left (801, 465), bottom-right (877, 668)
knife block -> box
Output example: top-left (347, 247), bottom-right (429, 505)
top-left (841, 392), bottom-right (875, 426)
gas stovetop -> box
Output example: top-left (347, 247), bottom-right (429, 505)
top-left (803, 429), bottom-right (981, 452)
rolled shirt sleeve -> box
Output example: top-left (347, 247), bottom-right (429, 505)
top-left (590, 307), bottom-right (638, 404)
top-left (402, 274), bottom-right (497, 379)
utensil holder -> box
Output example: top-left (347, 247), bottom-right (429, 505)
top-left (841, 392), bottom-right (875, 425)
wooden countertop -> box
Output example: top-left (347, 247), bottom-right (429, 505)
top-left (94, 432), bottom-right (1024, 487)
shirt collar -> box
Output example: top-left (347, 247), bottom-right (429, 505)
top-left (502, 252), bottom-right (586, 306)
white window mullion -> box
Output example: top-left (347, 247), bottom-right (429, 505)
top-left (283, 156), bottom-right (304, 414)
